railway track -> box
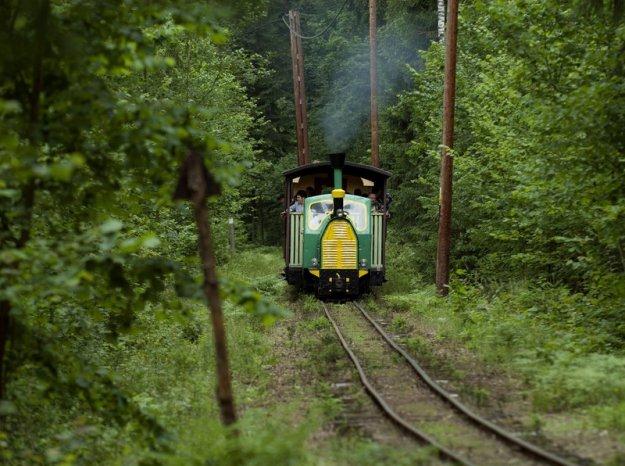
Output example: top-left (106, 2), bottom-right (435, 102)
top-left (322, 301), bottom-right (579, 466)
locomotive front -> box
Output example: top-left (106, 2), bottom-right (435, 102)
top-left (283, 154), bottom-right (389, 299)
top-left (304, 154), bottom-right (370, 297)
top-left (305, 186), bottom-right (371, 297)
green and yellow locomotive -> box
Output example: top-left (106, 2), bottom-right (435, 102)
top-left (283, 154), bottom-right (391, 298)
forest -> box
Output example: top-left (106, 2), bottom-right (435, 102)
top-left (1, 0), bottom-right (624, 464)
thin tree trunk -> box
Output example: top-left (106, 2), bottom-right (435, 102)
top-left (369, 0), bottom-right (380, 167)
top-left (618, 239), bottom-right (625, 274)
top-left (437, 0), bottom-right (446, 43)
top-left (614, 0), bottom-right (624, 20)
top-left (192, 197), bottom-right (237, 426)
top-left (0, 0), bottom-right (49, 400)
top-left (0, 301), bottom-right (10, 399)
top-left (176, 151), bottom-right (237, 427)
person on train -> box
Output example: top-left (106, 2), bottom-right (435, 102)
top-left (368, 192), bottom-right (383, 212)
top-left (289, 190), bottom-right (306, 213)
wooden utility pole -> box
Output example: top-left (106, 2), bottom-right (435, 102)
top-left (288, 10), bottom-right (309, 165)
top-left (435, 0), bottom-right (459, 296)
top-left (174, 151), bottom-right (237, 426)
top-left (369, 0), bottom-right (380, 168)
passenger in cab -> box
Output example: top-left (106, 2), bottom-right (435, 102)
top-left (289, 190), bottom-right (306, 213)
top-left (368, 192), bottom-right (383, 212)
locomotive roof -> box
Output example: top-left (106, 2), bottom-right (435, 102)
top-left (282, 161), bottom-right (392, 180)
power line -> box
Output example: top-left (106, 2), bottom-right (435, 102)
top-left (281, 0), bottom-right (350, 40)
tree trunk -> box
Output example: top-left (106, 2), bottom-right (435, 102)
top-left (175, 151), bottom-right (237, 427)
top-left (369, 0), bottom-right (380, 167)
top-left (192, 197), bottom-right (237, 426)
top-left (0, 0), bottom-right (49, 401)
top-left (0, 301), bottom-right (10, 399)
top-left (437, 0), bottom-right (446, 43)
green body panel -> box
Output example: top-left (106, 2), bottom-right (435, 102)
top-left (302, 194), bottom-right (372, 269)
top-left (333, 168), bottom-right (342, 189)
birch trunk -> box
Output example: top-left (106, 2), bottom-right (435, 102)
top-left (437, 0), bottom-right (446, 43)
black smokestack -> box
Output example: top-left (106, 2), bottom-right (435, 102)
top-left (329, 152), bottom-right (346, 168)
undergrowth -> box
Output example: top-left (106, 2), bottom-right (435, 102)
top-left (4, 249), bottom-right (310, 465)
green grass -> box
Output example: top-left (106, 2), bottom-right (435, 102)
top-left (28, 246), bottom-right (431, 466)
top-left (318, 437), bottom-right (438, 465)
top-left (3, 248), bottom-right (314, 465)
top-left (11, 243), bottom-right (623, 464)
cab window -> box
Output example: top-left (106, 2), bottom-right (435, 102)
top-left (307, 197), bottom-right (368, 231)
top-left (343, 199), bottom-right (367, 231)
top-left (307, 199), bottom-right (333, 230)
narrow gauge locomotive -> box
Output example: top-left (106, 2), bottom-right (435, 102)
top-left (282, 153), bottom-right (391, 298)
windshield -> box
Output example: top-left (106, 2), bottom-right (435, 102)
top-left (307, 197), bottom-right (368, 231)
top-left (307, 199), bottom-right (334, 230)
top-left (343, 199), bottom-right (367, 231)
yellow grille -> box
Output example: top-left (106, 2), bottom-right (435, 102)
top-left (321, 220), bottom-right (357, 269)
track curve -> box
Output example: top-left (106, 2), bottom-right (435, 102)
top-left (322, 302), bottom-right (473, 465)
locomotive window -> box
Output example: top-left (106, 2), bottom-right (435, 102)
top-left (307, 198), bottom-right (368, 231)
top-left (343, 200), bottom-right (367, 231)
top-left (307, 200), bottom-right (334, 230)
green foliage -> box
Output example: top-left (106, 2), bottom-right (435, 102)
top-left (162, 408), bottom-right (313, 466)
top-left (385, 0), bottom-right (625, 289)
top-left (380, 4), bottom-right (625, 434)
top-left (3, 245), bottom-right (290, 464)
top-left (0, 2), bottom-right (290, 464)
top-left (531, 353), bottom-right (625, 411)
top-left (321, 437), bottom-right (438, 466)
top-left (382, 261), bottom-right (625, 427)
top-left (591, 401), bottom-right (625, 432)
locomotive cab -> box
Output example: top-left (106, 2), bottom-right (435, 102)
top-left (282, 154), bottom-right (391, 299)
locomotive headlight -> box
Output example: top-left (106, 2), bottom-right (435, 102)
top-left (359, 258), bottom-right (367, 268)
top-left (311, 257), bottom-right (319, 268)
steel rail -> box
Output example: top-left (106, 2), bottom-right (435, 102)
top-left (353, 301), bottom-right (578, 466)
top-left (321, 303), bottom-right (473, 466)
